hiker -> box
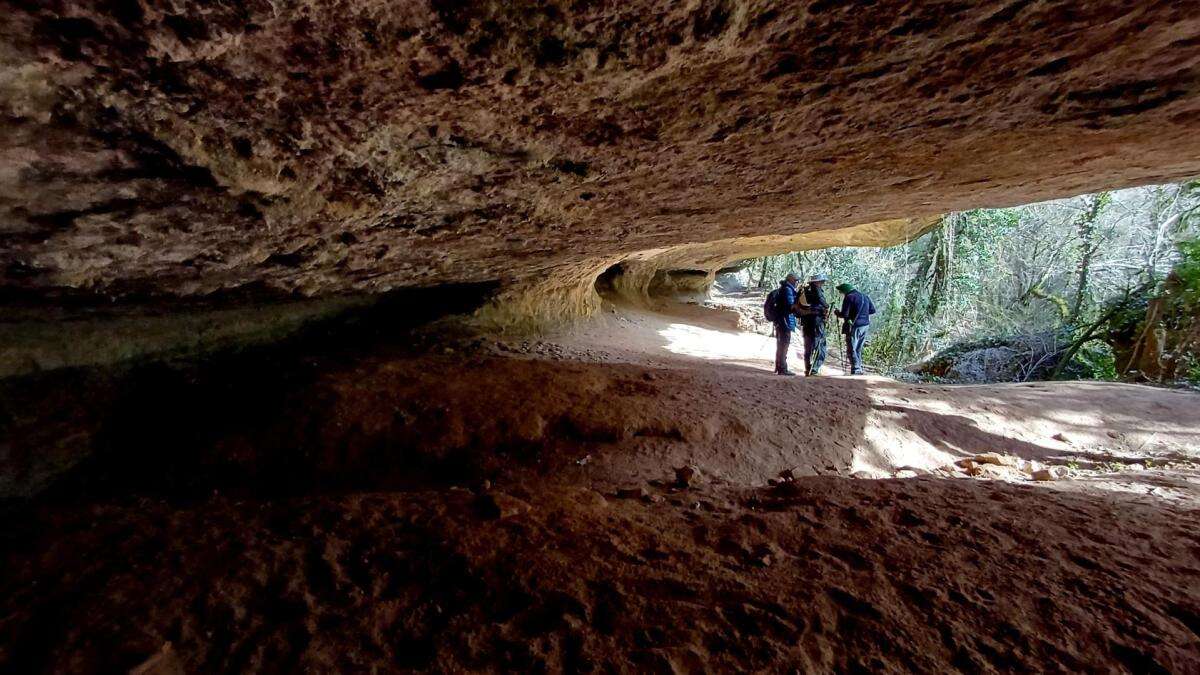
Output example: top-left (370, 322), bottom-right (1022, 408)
top-left (798, 273), bottom-right (830, 376)
top-left (835, 283), bottom-right (876, 375)
top-left (763, 273), bottom-right (800, 375)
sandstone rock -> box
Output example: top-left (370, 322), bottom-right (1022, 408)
top-left (130, 643), bottom-right (184, 675)
top-left (573, 488), bottom-right (609, 509)
top-left (974, 453), bottom-right (1017, 467)
top-left (772, 479), bottom-right (806, 495)
top-left (475, 492), bottom-right (531, 520)
top-left (617, 486), bottom-right (664, 503)
top-left (976, 464), bottom-right (1012, 479)
top-left (751, 542), bottom-right (785, 568)
top-left (674, 465), bottom-right (703, 488)
top-left (617, 486), bottom-right (649, 500)
top-left (1032, 468), bottom-right (1064, 482)
top-left (2, 1), bottom-right (1198, 321)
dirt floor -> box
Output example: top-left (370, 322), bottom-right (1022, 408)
top-left (2, 301), bottom-right (1200, 672)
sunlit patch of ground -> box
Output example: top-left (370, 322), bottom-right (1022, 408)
top-left (552, 299), bottom-right (1200, 506)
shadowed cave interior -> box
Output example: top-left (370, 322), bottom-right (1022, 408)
top-left (2, 1), bottom-right (1200, 672)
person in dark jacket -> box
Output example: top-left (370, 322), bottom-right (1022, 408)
top-left (773, 274), bottom-right (800, 375)
top-left (799, 273), bottom-right (830, 376)
top-left (835, 283), bottom-right (876, 375)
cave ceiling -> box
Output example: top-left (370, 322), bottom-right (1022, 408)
top-left (2, 0), bottom-right (1199, 301)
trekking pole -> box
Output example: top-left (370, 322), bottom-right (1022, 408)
top-left (837, 320), bottom-right (847, 375)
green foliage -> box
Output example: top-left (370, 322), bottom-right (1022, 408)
top-left (739, 182), bottom-right (1200, 381)
top-left (1074, 342), bottom-right (1118, 381)
top-left (1171, 239), bottom-right (1200, 304)
top-left (1187, 359), bottom-right (1200, 387)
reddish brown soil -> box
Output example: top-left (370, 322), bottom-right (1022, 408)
top-left (4, 479), bottom-right (1200, 673)
top-left (2, 309), bottom-right (1200, 672)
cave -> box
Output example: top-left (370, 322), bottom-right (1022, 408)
top-left (2, 1), bottom-right (1200, 672)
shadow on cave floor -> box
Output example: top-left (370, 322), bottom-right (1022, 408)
top-left (3, 293), bottom-right (1200, 673)
top-left (0, 282), bottom-right (507, 502)
top-left (3, 291), bottom-right (1196, 511)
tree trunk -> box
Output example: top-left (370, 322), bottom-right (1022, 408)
top-left (1069, 192), bottom-right (1109, 323)
top-left (927, 215), bottom-right (955, 318)
top-left (898, 218), bottom-right (946, 360)
top-left (1028, 285), bottom-right (1070, 321)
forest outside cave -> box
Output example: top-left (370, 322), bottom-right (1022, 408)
top-left (731, 180), bottom-right (1200, 387)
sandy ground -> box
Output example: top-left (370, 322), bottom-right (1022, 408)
top-left (2, 301), bottom-right (1200, 672)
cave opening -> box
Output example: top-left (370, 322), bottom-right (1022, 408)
top-left (3, 1), bottom-right (1200, 671)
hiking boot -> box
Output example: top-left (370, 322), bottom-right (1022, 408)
top-left (777, 370), bottom-right (796, 376)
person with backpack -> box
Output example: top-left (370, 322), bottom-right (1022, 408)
top-left (798, 273), bottom-right (830, 376)
top-left (763, 273), bottom-right (800, 375)
top-left (834, 283), bottom-right (877, 375)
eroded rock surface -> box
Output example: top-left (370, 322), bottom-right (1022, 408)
top-left (3, 0), bottom-right (1200, 304)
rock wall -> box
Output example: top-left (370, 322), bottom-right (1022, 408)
top-left (2, 0), bottom-right (1199, 314)
top-left (587, 215), bottom-right (941, 313)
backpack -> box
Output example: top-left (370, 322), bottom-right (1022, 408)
top-left (763, 289), bottom-right (780, 322)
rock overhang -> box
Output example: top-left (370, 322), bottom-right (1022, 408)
top-left (0, 0), bottom-right (1198, 313)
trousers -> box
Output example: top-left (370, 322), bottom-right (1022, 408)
top-left (846, 325), bottom-right (868, 374)
top-left (803, 325), bottom-right (826, 375)
top-left (774, 326), bottom-right (792, 373)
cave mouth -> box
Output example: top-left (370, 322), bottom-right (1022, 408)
top-left (581, 181), bottom-right (1199, 386)
top-left (4, 0), bottom-right (1200, 666)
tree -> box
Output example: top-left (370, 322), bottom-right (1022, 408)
top-left (737, 180), bottom-right (1199, 381)
top-left (1069, 192), bottom-right (1111, 323)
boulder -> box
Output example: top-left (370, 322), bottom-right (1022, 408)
top-left (777, 467), bottom-right (801, 482)
top-left (976, 464), bottom-right (1013, 479)
top-left (1032, 467), bottom-right (1064, 482)
top-left (675, 465), bottom-right (703, 489)
top-left (973, 453), bottom-right (1016, 466)
top-left (475, 492), bottom-right (532, 520)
